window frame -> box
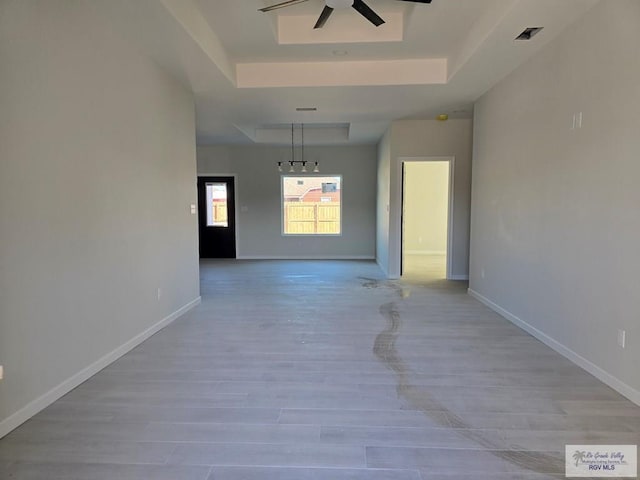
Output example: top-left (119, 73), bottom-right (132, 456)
top-left (280, 174), bottom-right (343, 237)
top-left (204, 181), bottom-right (230, 228)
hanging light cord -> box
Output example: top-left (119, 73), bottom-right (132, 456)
top-left (279, 122), bottom-right (317, 172)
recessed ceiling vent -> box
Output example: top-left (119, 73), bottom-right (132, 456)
top-left (296, 107), bottom-right (318, 112)
top-left (516, 27), bottom-right (543, 40)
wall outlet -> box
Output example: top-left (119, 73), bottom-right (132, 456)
top-left (617, 329), bottom-right (626, 349)
top-left (190, 204), bottom-right (196, 215)
top-left (157, 288), bottom-right (162, 301)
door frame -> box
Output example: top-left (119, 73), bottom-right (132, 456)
top-left (197, 173), bottom-right (239, 258)
top-left (399, 156), bottom-right (455, 280)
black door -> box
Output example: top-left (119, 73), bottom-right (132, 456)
top-left (197, 176), bottom-right (236, 258)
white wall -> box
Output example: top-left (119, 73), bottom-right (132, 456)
top-left (198, 145), bottom-right (377, 259)
top-left (404, 162), bottom-right (449, 254)
top-left (0, 0), bottom-right (200, 436)
top-left (469, 0), bottom-right (640, 403)
top-left (377, 119), bottom-right (473, 279)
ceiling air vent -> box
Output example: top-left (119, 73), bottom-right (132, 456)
top-left (296, 107), bottom-right (318, 112)
top-left (516, 27), bottom-right (543, 40)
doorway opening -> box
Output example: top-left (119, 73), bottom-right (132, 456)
top-left (401, 159), bottom-right (453, 280)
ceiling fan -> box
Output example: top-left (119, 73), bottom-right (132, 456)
top-left (259, 0), bottom-right (432, 29)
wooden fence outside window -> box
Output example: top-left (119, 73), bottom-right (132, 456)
top-left (284, 202), bottom-right (341, 234)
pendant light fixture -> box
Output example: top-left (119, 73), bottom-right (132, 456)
top-left (277, 123), bottom-right (319, 173)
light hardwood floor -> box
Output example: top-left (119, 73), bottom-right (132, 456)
top-left (1, 260), bottom-right (638, 479)
top-left (402, 253), bottom-right (447, 280)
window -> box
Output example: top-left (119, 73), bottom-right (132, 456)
top-left (205, 182), bottom-right (229, 227)
top-left (282, 176), bottom-right (341, 235)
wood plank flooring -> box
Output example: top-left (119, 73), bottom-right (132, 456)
top-left (1, 259), bottom-right (638, 479)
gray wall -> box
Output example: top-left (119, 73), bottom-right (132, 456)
top-left (469, 0), bottom-right (640, 402)
top-left (376, 130), bottom-right (392, 272)
top-left (0, 1), bottom-right (200, 436)
top-left (198, 145), bottom-right (377, 259)
top-left (377, 119), bottom-right (473, 278)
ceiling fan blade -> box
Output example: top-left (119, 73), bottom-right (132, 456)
top-left (259, 0), bottom-right (310, 13)
top-left (351, 0), bottom-right (385, 27)
top-left (396, 0), bottom-right (432, 3)
top-left (314, 6), bottom-right (334, 29)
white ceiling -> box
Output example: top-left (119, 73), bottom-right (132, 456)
top-left (94, 0), bottom-right (599, 145)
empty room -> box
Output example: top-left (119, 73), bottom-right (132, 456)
top-left (1, 1), bottom-right (638, 479)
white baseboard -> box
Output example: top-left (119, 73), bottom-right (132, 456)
top-left (237, 255), bottom-right (375, 260)
top-left (449, 274), bottom-right (469, 281)
top-left (0, 296), bottom-right (201, 439)
top-left (468, 288), bottom-right (640, 406)
top-left (405, 250), bottom-right (447, 256)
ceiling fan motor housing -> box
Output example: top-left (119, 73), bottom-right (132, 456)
top-left (326, 0), bottom-right (354, 9)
